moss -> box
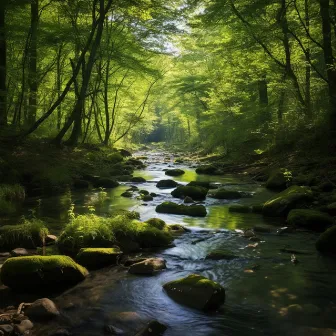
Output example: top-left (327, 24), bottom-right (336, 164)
top-left (139, 190), bottom-right (149, 195)
top-left (156, 179), bottom-right (178, 189)
top-left (121, 191), bottom-right (133, 198)
top-left (94, 178), bottom-right (119, 188)
top-left (0, 255), bottom-right (88, 291)
top-left (171, 186), bottom-right (208, 201)
top-left (37, 245), bottom-right (61, 256)
top-left (110, 209), bottom-right (140, 220)
top-left (265, 169), bottom-right (288, 191)
top-left (0, 219), bottom-right (49, 250)
top-left (263, 186), bottom-right (314, 217)
top-left (187, 181), bottom-right (211, 189)
top-left (131, 176), bottom-right (146, 183)
top-left (156, 201), bottom-right (207, 217)
top-left (228, 205), bottom-right (251, 213)
top-left (76, 247), bottom-right (122, 269)
top-left (209, 188), bottom-right (241, 200)
top-left (163, 274), bottom-right (225, 310)
top-left (316, 226), bottom-right (336, 255)
top-left (195, 165), bottom-right (218, 175)
top-left (287, 209), bottom-right (334, 232)
top-left (106, 152), bottom-right (124, 164)
top-left (205, 249), bottom-right (238, 260)
top-left (165, 169), bottom-right (185, 177)
top-left (146, 218), bottom-right (167, 230)
top-left (168, 224), bottom-right (190, 235)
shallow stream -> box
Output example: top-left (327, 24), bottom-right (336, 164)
top-left (3, 150), bottom-right (336, 336)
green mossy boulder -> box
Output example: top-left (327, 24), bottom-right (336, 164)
top-left (156, 202), bottom-right (207, 217)
top-left (94, 178), bottom-right (119, 188)
top-left (165, 169), bottom-right (185, 177)
top-left (142, 195), bottom-right (153, 202)
top-left (209, 188), bottom-right (241, 200)
top-left (195, 165), bottom-right (218, 175)
top-left (316, 226), bottom-right (336, 255)
top-left (287, 209), bottom-right (334, 232)
top-left (106, 152), bottom-right (124, 164)
top-left (228, 205), bottom-right (251, 213)
top-left (265, 169), bottom-right (288, 191)
top-left (171, 186), bottom-right (208, 201)
top-left (0, 220), bottom-right (48, 250)
top-left (131, 176), bottom-right (146, 183)
top-left (139, 189), bottom-right (149, 196)
top-left (168, 224), bottom-right (190, 235)
top-left (145, 218), bottom-right (167, 230)
top-left (163, 274), bottom-right (225, 310)
top-left (121, 191), bottom-right (133, 198)
top-left (263, 186), bottom-right (314, 217)
top-left (205, 249), bottom-right (238, 260)
top-left (127, 158), bottom-right (145, 167)
top-left (0, 256), bottom-right (88, 291)
top-left (76, 248), bottom-right (122, 269)
top-left (156, 179), bottom-right (178, 189)
top-left (187, 181), bottom-right (211, 189)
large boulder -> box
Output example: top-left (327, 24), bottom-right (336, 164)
top-left (165, 169), bottom-right (185, 177)
top-left (208, 188), bottom-right (241, 200)
top-left (187, 181), bottom-right (211, 189)
top-left (316, 226), bottom-right (336, 255)
top-left (76, 248), bottom-right (122, 269)
top-left (128, 258), bottom-right (166, 275)
top-left (287, 209), bottom-right (334, 232)
top-left (130, 176), bottom-right (146, 183)
top-left (265, 169), bottom-right (288, 191)
top-left (25, 298), bottom-right (60, 321)
top-left (156, 179), bottom-right (178, 189)
top-left (195, 165), bottom-right (218, 175)
top-left (145, 218), bottom-right (167, 230)
top-left (156, 202), bottom-right (207, 217)
top-left (94, 178), bottom-right (119, 188)
top-left (263, 186), bottom-right (313, 217)
top-left (163, 274), bottom-right (225, 310)
top-left (171, 186), bottom-right (208, 201)
top-left (0, 256), bottom-right (88, 291)
top-left (205, 249), bottom-right (238, 260)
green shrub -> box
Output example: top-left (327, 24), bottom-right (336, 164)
top-left (0, 184), bottom-right (25, 201)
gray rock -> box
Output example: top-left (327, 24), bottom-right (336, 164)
top-left (128, 258), bottom-right (166, 275)
top-left (26, 298), bottom-right (60, 321)
top-left (10, 248), bottom-right (29, 257)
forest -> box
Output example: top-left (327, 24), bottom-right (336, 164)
top-left (0, 1), bottom-right (336, 336)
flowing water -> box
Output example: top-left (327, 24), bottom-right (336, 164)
top-left (3, 150), bottom-right (336, 336)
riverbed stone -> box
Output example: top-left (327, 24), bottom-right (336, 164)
top-left (171, 186), bottom-right (208, 201)
top-left (10, 247), bottom-right (29, 257)
top-left (0, 256), bottom-right (88, 291)
top-left (316, 225), bottom-right (336, 255)
top-left (145, 218), bottom-right (166, 230)
top-left (128, 258), bottom-right (166, 275)
top-left (184, 196), bottom-right (193, 203)
top-left (209, 188), bottom-right (241, 199)
top-left (195, 165), bottom-right (218, 175)
top-left (131, 176), bottom-right (147, 183)
top-left (205, 249), bottom-right (238, 260)
top-left (265, 169), bottom-right (288, 191)
top-left (262, 186), bottom-right (314, 217)
top-left (25, 298), bottom-right (60, 321)
top-left (156, 179), bottom-right (178, 189)
top-left (165, 169), bottom-right (185, 177)
top-left (14, 319), bottom-right (34, 334)
top-left (168, 224), bottom-right (190, 234)
top-left (76, 248), bottom-right (122, 269)
top-left (135, 320), bottom-right (167, 336)
top-left (156, 201), bottom-right (207, 217)
top-left (287, 209), bottom-right (334, 231)
top-left (187, 181), bottom-right (211, 189)
top-left (142, 195), bottom-right (153, 202)
top-left (163, 274), bottom-right (225, 310)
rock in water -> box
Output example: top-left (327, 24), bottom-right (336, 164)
top-left (171, 186), bottom-right (208, 201)
top-left (135, 320), bottom-right (167, 336)
top-left (25, 298), bottom-right (60, 321)
top-left (0, 256), bottom-right (88, 291)
top-left (128, 258), bottom-right (166, 275)
top-left (163, 274), bottom-right (225, 310)
top-left (165, 169), bottom-right (185, 177)
top-left (316, 226), bottom-right (336, 255)
top-left (265, 169), bottom-right (288, 191)
top-left (156, 179), bottom-right (178, 189)
top-left (156, 202), bottom-right (207, 217)
top-left (76, 248), bottom-right (122, 270)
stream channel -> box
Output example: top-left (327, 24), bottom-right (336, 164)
top-left (2, 150), bottom-right (336, 336)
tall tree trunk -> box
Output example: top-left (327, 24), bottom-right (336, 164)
top-left (56, 43), bottom-right (63, 130)
top-left (27, 0), bottom-right (38, 126)
top-left (0, 2), bottom-right (7, 128)
top-left (305, 0), bottom-right (312, 119)
top-left (319, 0), bottom-right (336, 130)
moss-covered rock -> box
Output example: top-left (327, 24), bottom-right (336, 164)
top-left (209, 188), bottom-right (241, 200)
top-left (0, 256), bottom-right (88, 291)
top-left (156, 202), bottom-right (207, 217)
top-left (263, 186), bottom-right (314, 217)
top-left (76, 248), bottom-right (122, 269)
top-left (106, 152), bottom-right (124, 164)
top-left (128, 258), bottom-right (166, 275)
top-left (142, 195), bottom-right (153, 202)
top-left (187, 181), bottom-right (211, 189)
top-left (145, 218), bottom-right (167, 230)
top-left (121, 191), bottom-right (133, 198)
top-left (94, 178), bottom-right (119, 188)
top-left (156, 179), bottom-right (178, 189)
top-left (316, 226), bottom-right (336, 255)
top-left (0, 219), bottom-right (48, 250)
top-left (127, 158), bottom-right (145, 168)
top-left (165, 169), bottom-right (185, 177)
top-left (130, 176), bottom-right (146, 183)
top-left (228, 205), bottom-right (251, 213)
top-left (205, 249), bottom-right (238, 260)
top-left (171, 186), bottom-right (208, 201)
top-left (287, 209), bottom-right (334, 232)
top-left (168, 224), bottom-right (190, 235)
top-left (163, 274), bottom-right (225, 310)
top-left (195, 165), bottom-right (218, 175)
top-left (265, 169), bottom-right (288, 191)
top-left (139, 190), bottom-right (149, 196)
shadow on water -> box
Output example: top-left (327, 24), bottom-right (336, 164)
top-left (6, 150), bottom-right (336, 336)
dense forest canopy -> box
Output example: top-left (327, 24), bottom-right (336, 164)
top-left (0, 0), bottom-right (335, 153)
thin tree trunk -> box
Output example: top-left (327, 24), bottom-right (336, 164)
top-left (27, 0), bottom-right (38, 126)
top-left (56, 43), bottom-right (63, 130)
top-left (0, 1), bottom-right (6, 128)
top-left (305, 0), bottom-right (312, 119)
